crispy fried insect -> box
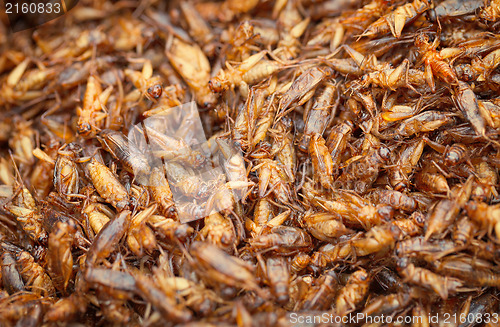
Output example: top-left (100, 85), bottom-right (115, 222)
top-left (279, 66), bottom-right (334, 112)
top-left (166, 37), bottom-right (216, 107)
top-left (309, 133), bottom-right (334, 189)
top-left (126, 205), bottom-right (157, 256)
top-left (299, 270), bottom-right (338, 310)
top-left (48, 221), bottom-right (76, 293)
top-left (209, 51), bottom-right (274, 94)
top-left (301, 210), bottom-right (353, 242)
top-left (431, 255), bottom-right (500, 288)
top-left (300, 82), bottom-right (338, 152)
top-left (4, 203), bottom-right (48, 244)
top-left (452, 81), bottom-right (489, 138)
top-left (397, 260), bottom-right (463, 300)
top-left (360, 0), bottom-right (430, 38)
top-left (2, 243), bottom-right (55, 296)
top-left (9, 118), bottom-right (36, 166)
top-left (415, 33), bottom-right (459, 92)
top-left (325, 121), bottom-right (353, 167)
top-left (352, 224), bottom-right (401, 257)
top-left (249, 226), bottom-right (313, 255)
top-left (254, 158), bottom-right (294, 204)
top-left (149, 215), bottom-right (194, 242)
top-left (148, 167), bottom-right (176, 218)
top-left (86, 157), bottom-right (129, 210)
top-left (335, 269), bottom-right (370, 315)
top-left (425, 178), bottom-right (472, 239)
top-left (44, 293), bottom-right (88, 322)
top-left (372, 189), bottom-right (417, 212)
top-left (270, 117), bottom-right (296, 182)
top-left (1, 250), bottom-right (24, 294)
top-left (200, 212), bottom-right (237, 251)
top-left (388, 138), bottom-right (425, 191)
top-left (335, 144), bottom-right (391, 194)
top-left (472, 161), bottom-right (498, 201)
top-left (85, 210), bottom-right (130, 266)
top-left (53, 144), bottom-right (80, 200)
top-left (465, 201), bottom-right (500, 239)
top-left (190, 241), bottom-right (261, 293)
top-left (134, 272), bottom-right (193, 323)
top-left (480, 0), bottom-right (500, 21)
top-left (290, 253), bottom-right (311, 275)
top-left (124, 60), bottom-right (164, 102)
top-left (98, 129), bottom-right (150, 177)
top-left (264, 256), bottom-right (290, 305)
top-left (83, 203), bottom-right (111, 235)
top-left (362, 292), bottom-right (411, 317)
top-left (77, 76), bottom-right (112, 137)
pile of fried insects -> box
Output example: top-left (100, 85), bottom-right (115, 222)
top-left (1, 0), bottom-right (500, 325)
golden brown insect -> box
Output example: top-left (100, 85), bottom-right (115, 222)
top-left (190, 241), bottom-right (262, 294)
top-left (302, 181), bottom-right (391, 230)
top-left (279, 66), bottom-right (334, 113)
top-left (254, 158), bottom-right (294, 204)
top-left (362, 292), bottom-right (411, 317)
top-left (325, 121), bottom-right (353, 167)
top-left (424, 177), bottom-right (472, 240)
top-left (76, 76), bottom-right (112, 137)
top-left (126, 205), bottom-right (158, 256)
top-left (83, 202), bottom-right (111, 235)
top-left (97, 129), bottom-right (150, 177)
top-left (166, 37), bottom-right (216, 108)
top-left (1, 249), bottom-right (25, 294)
top-left (48, 221), bottom-right (76, 293)
top-left (209, 51), bottom-right (274, 94)
top-left (335, 269), bottom-right (370, 315)
top-left (397, 260), bottom-right (463, 300)
top-left (351, 224), bottom-right (401, 257)
top-left (270, 117), bottom-right (296, 183)
top-left (335, 144), bottom-right (391, 194)
top-left (301, 210), bottom-right (354, 242)
top-left (249, 225), bottom-right (312, 255)
top-left (465, 201), bottom-right (500, 239)
top-left (372, 189), bottom-right (417, 212)
top-left (263, 256), bottom-right (290, 305)
top-left (2, 243), bottom-right (55, 296)
top-left (388, 138), bottom-right (425, 191)
top-left (200, 212), bottom-right (237, 252)
top-left (290, 253), bottom-right (311, 275)
top-left (360, 0), bottom-right (430, 38)
top-left (4, 203), bottom-right (48, 244)
top-left (309, 133), bottom-right (335, 189)
top-left (452, 81), bottom-right (489, 138)
top-left (395, 236), bottom-right (459, 259)
top-left (148, 167), bottom-right (176, 218)
top-left (134, 272), bottom-right (193, 323)
top-left (44, 293), bottom-right (88, 322)
top-left (431, 255), bottom-right (500, 288)
top-left (149, 214), bottom-right (194, 242)
top-left (143, 125), bottom-right (206, 168)
top-left (299, 270), bottom-right (338, 310)
top-left (299, 82), bottom-right (338, 151)
top-left (124, 60), bottom-right (164, 102)
top-left (85, 210), bottom-right (130, 266)
top-left (396, 111), bottom-right (457, 137)
top-left (414, 167), bottom-right (450, 194)
top-left (471, 161), bottom-right (498, 201)
top-left (86, 157), bottom-right (129, 210)
top-left (53, 144), bottom-right (80, 200)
